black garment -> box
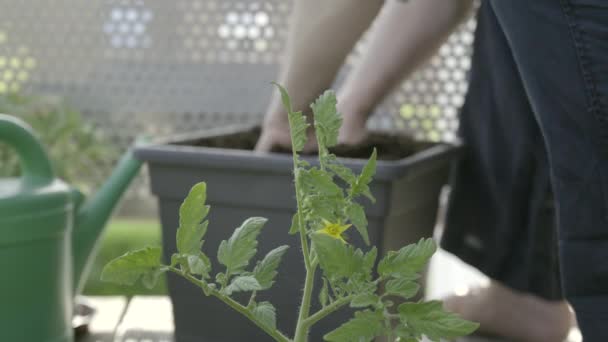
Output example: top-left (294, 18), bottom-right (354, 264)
top-left (443, 1), bottom-right (608, 340)
top-left (443, 2), bottom-right (562, 301)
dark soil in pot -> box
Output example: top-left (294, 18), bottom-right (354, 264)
top-left (174, 126), bottom-right (435, 160)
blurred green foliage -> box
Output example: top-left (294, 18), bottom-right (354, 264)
top-left (0, 93), bottom-right (116, 192)
top-left (83, 218), bottom-right (167, 296)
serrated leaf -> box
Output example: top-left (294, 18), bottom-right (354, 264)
top-left (350, 149), bottom-right (377, 202)
top-left (101, 247), bottom-right (164, 288)
top-left (289, 110), bottom-right (308, 152)
top-left (289, 214), bottom-right (300, 235)
top-left (177, 221), bottom-right (209, 255)
top-left (178, 182), bottom-right (209, 229)
top-left (393, 325), bottom-right (417, 342)
top-left (141, 268), bottom-right (165, 289)
top-left (171, 252), bottom-right (211, 277)
top-left (299, 168), bottom-right (343, 197)
top-left (347, 202), bottom-right (369, 245)
top-left (311, 232), bottom-right (350, 277)
top-left (324, 310), bottom-right (384, 342)
top-left (253, 245), bottom-right (289, 290)
top-left (218, 217), bottom-right (267, 274)
top-left (327, 160), bottom-right (357, 185)
top-left (319, 278), bottom-right (330, 307)
top-left (311, 233), bottom-right (370, 280)
top-left (273, 83), bottom-right (308, 152)
top-left (378, 238), bottom-right (437, 278)
top-left (252, 301), bottom-right (277, 330)
top-left (398, 301), bottom-right (479, 341)
top-left (225, 275), bottom-right (262, 295)
top-left (350, 293), bottom-right (379, 308)
top-left (176, 182), bottom-right (210, 255)
top-left (311, 90), bottom-right (342, 149)
top-left (187, 253), bottom-right (211, 277)
top-left (385, 278), bottom-right (420, 299)
top-left (362, 247), bottom-right (377, 280)
top-left (302, 194), bottom-right (339, 223)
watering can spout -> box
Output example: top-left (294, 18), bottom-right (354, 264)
top-left (72, 148), bottom-right (142, 294)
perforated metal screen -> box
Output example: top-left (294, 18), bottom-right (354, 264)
top-left (0, 0), bottom-right (476, 208)
top-left (370, 18), bottom-right (476, 142)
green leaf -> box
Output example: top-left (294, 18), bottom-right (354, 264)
top-left (362, 247), bottom-right (377, 280)
top-left (273, 83), bottom-right (308, 152)
top-left (393, 325), bottom-right (417, 342)
top-left (398, 301), bottom-right (479, 341)
top-left (171, 252), bottom-right (211, 277)
top-left (101, 247), bottom-right (164, 289)
top-left (176, 182), bottom-right (210, 255)
top-left (289, 214), bottom-right (300, 235)
top-left (311, 90), bottom-right (342, 149)
top-left (324, 310), bottom-right (384, 342)
top-left (311, 233), bottom-right (350, 278)
top-left (218, 217), bottom-right (267, 274)
top-left (299, 168), bottom-right (343, 197)
top-left (319, 278), bottom-right (330, 307)
top-left (350, 149), bottom-right (377, 202)
top-left (311, 233), bottom-right (371, 280)
top-left (187, 253), bottom-right (212, 277)
top-left (252, 301), bottom-right (277, 330)
top-left (360, 246), bottom-right (378, 279)
top-left (225, 275), bottom-right (262, 295)
top-left (302, 195), bottom-right (339, 223)
top-left (350, 293), bottom-right (379, 308)
top-left (252, 245), bottom-right (289, 290)
top-left (141, 268), bottom-right (165, 289)
top-left (378, 238), bottom-right (437, 278)
top-left (289, 110), bottom-right (308, 153)
top-left (327, 160), bottom-right (357, 185)
top-left (347, 203), bottom-right (369, 245)
top-left (385, 279), bottom-right (420, 299)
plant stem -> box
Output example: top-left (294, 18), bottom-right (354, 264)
top-left (248, 291), bottom-right (257, 308)
top-left (217, 290), bottom-right (290, 342)
top-left (168, 268), bottom-right (291, 342)
top-left (290, 128), bottom-right (316, 341)
top-left (385, 313), bottom-right (393, 342)
top-left (293, 263), bottom-right (317, 342)
top-left (301, 295), bottom-right (353, 329)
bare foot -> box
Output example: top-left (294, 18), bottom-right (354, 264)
top-left (443, 282), bottom-right (573, 342)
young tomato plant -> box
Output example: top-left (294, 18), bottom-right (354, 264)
top-left (102, 85), bottom-right (479, 342)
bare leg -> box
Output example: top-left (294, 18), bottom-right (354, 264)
top-left (444, 281), bottom-right (573, 342)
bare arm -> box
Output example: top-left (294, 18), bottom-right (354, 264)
top-left (257, 0), bottom-right (384, 152)
top-left (338, 0), bottom-right (474, 143)
top-left (257, 0), bottom-right (474, 151)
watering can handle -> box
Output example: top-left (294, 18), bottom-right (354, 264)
top-left (0, 113), bottom-right (54, 187)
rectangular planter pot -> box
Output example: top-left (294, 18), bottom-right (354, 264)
top-left (135, 125), bottom-right (461, 342)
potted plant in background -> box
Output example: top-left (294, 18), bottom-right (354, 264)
top-left (0, 93), bottom-right (116, 192)
top-left (115, 85), bottom-right (464, 341)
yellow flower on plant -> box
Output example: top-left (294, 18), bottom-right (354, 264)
top-left (318, 220), bottom-right (351, 243)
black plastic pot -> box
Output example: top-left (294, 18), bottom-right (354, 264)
top-left (135, 125), bottom-right (461, 342)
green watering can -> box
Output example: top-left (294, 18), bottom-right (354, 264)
top-left (0, 114), bottom-right (142, 341)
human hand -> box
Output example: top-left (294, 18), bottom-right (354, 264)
top-left (255, 116), bottom-right (317, 153)
top-left (256, 103), bottom-right (369, 153)
top-left (337, 110), bottom-right (369, 146)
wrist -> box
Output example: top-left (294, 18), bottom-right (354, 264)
top-left (339, 105), bottom-right (368, 131)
